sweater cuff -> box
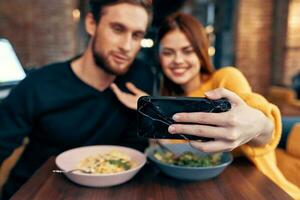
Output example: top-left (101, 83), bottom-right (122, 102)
top-left (241, 97), bottom-right (282, 157)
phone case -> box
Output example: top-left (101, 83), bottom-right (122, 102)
top-left (137, 96), bottom-right (231, 141)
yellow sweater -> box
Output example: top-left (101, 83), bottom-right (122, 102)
top-left (186, 67), bottom-right (300, 199)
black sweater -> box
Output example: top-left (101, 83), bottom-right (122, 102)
top-left (0, 58), bottom-right (154, 198)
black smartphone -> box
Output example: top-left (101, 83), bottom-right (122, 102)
top-left (137, 96), bottom-right (231, 141)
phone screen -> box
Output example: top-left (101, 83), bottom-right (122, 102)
top-left (0, 39), bottom-right (26, 84)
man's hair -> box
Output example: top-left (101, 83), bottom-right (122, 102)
top-left (89, 0), bottom-right (153, 26)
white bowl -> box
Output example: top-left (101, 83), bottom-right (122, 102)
top-left (55, 145), bottom-right (146, 187)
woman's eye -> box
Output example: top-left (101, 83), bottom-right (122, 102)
top-left (162, 51), bottom-right (173, 56)
top-left (183, 49), bottom-right (194, 55)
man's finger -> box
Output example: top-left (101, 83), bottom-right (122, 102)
top-left (126, 82), bottom-right (147, 95)
top-left (205, 88), bottom-right (245, 106)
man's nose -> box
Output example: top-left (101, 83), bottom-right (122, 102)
top-left (119, 34), bottom-right (133, 53)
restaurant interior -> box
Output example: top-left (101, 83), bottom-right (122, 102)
top-left (0, 0), bottom-right (300, 199)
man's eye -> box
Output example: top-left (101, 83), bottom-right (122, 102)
top-left (133, 33), bottom-right (144, 40)
top-left (113, 25), bottom-right (123, 33)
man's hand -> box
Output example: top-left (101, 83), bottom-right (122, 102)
top-left (110, 82), bottom-right (148, 110)
top-left (168, 88), bottom-right (274, 153)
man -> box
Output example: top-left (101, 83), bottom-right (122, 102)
top-left (0, 0), bottom-right (153, 198)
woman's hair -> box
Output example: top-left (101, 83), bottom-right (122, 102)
top-left (89, 0), bottom-right (153, 26)
top-left (157, 12), bottom-right (215, 96)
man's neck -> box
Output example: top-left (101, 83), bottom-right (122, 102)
top-left (71, 46), bottom-right (116, 92)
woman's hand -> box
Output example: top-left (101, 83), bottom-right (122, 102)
top-left (168, 88), bottom-right (274, 153)
top-left (110, 82), bottom-right (148, 110)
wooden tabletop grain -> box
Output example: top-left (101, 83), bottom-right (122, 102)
top-left (11, 157), bottom-right (292, 200)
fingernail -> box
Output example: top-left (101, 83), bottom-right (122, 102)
top-left (168, 126), bottom-right (176, 133)
top-left (172, 114), bottom-right (180, 121)
top-left (204, 91), bottom-right (213, 97)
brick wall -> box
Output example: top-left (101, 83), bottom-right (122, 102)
top-left (1, 0), bottom-right (299, 91)
top-left (0, 0), bottom-right (78, 69)
top-left (284, 0), bottom-right (300, 85)
top-left (235, 0), bottom-right (274, 94)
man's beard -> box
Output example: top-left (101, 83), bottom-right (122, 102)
top-left (92, 39), bottom-right (130, 76)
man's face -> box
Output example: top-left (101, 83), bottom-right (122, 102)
top-left (92, 3), bottom-right (149, 76)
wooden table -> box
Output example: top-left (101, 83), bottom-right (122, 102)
top-left (11, 157), bottom-right (292, 200)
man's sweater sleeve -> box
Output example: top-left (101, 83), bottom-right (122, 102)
top-left (0, 77), bottom-right (36, 164)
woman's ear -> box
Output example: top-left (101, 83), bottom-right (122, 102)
top-left (85, 13), bottom-right (97, 37)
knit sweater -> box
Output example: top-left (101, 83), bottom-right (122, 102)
top-left (187, 67), bottom-right (300, 199)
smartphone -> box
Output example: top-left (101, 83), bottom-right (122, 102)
top-left (137, 96), bottom-right (231, 141)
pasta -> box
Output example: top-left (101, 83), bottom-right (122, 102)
top-left (77, 150), bottom-right (134, 174)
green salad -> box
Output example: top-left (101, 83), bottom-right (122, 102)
top-left (153, 149), bottom-right (222, 167)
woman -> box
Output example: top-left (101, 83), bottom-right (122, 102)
top-left (110, 13), bottom-right (300, 198)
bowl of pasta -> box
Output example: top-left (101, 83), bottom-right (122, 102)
top-left (145, 143), bottom-right (233, 181)
top-left (55, 145), bottom-right (146, 187)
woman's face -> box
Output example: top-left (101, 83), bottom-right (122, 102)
top-left (159, 29), bottom-right (201, 86)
